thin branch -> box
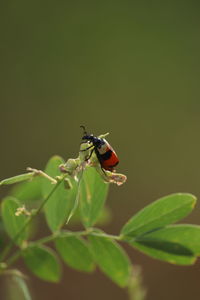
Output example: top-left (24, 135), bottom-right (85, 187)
top-left (26, 167), bottom-right (57, 184)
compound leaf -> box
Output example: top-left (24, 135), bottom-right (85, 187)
top-left (121, 193), bottom-right (196, 237)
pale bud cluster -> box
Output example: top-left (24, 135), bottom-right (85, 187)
top-left (15, 205), bottom-right (31, 217)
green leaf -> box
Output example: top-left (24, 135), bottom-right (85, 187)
top-left (121, 193), bottom-right (196, 237)
top-left (55, 235), bottom-right (94, 272)
top-left (88, 233), bottom-right (131, 287)
top-left (42, 156), bottom-right (78, 232)
top-left (80, 167), bottom-right (109, 228)
top-left (0, 173), bottom-right (34, 186)
top-left (130, 224), bottom-right (200, 265)
top-left (23, 245), bottom-right (61, 282)
top-left (1, 197), bottom-right (29, 245)
top-left (131, 241), bottom-right (195, 265)
top-left (70, 205), bottom-right (112, 226)
top-left (10, 177), bottom-right (43, 203)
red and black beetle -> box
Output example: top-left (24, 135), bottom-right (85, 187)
top-left (80, 126), bottom-right (119, 171)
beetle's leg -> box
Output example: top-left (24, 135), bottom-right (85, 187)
top-left (79, 144), bottom-right (94, 152)
top-left (80, 144), bottom-right (95, 161)
top-left (101, 167), bottom-right (107, 176)
top-left (85, 148), bottom-right (95, 161)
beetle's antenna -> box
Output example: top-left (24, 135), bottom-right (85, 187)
top-left (80, 125), bottom-right (87, 135)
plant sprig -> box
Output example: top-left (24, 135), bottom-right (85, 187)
top-left (0, 138), bottom-right (199, 300)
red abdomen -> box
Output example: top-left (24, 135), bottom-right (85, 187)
top-left (96, 140), bottom-right (119, 171)
top-left (100, 151), bottom-right (119, 171)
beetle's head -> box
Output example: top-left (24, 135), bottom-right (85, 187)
top-left (80, 125), bottom-right (93, 142)
top-left (82, 134), bottom-right (94, 142)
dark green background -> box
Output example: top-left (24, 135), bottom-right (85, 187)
top-left (1, 1), bottom-right (200, 299)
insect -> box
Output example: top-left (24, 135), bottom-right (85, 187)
top-left (80, 126), bottom-right (119, 171)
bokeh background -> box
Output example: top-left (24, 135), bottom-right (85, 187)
top-left (1, 0), bottom-right (200, 299)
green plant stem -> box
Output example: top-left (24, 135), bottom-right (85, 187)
top-left (89, 231), bottom-right (122, 240)
top-left (36, 230), bottom-right (121, 244)
top-left (4, 228), bottom-right (122, 267)
top-left (26, 167), bottom-right (57, 184)
top-left (28, 230), bottom-right (89, 246)
top-left (0, 179), bottom-right (64, 264)
top-left (31, 234), bottom-right (59, 245)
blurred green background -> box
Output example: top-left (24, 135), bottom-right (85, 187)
top-left (1, 0), bottom-right (200, 299)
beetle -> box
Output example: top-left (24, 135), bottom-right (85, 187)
top-left (80, 126), bottom-right (119, 171)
